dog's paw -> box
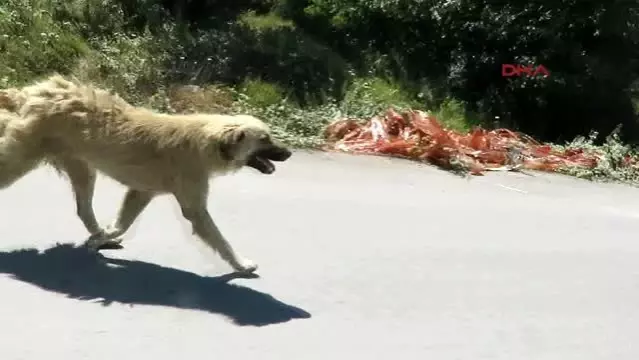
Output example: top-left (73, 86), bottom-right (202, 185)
top-left (233, 258), bottom-right (258, 274)
top-left (84, 232), bottom-right (124, 252)
top-left (102, 225), bottom-right (125, 240)
top-left (96, 239), bottom-right (124, 250)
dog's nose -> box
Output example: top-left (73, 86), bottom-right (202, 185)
top-left (268, 143), bottom-right (292, 161)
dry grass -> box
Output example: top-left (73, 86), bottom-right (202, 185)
top-left (167, 85), bottom-right (236, 114)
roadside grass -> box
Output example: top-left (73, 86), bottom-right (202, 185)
top-left (554, 128), bottom-right (639, 185)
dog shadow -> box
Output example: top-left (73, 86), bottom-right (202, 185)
top-left (0, 243), bottom-right (311, 326)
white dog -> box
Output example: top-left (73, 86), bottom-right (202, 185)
top-left (0, 75), bottom-right (292, 273)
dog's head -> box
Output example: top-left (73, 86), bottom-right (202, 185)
top-left (218, 115), bottom-right (292, 174)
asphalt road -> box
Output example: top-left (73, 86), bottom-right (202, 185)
top-left (1, 150), bottom-right (639, 360)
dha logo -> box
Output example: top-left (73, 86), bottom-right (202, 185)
top-left (501, 64), bottom-right (550, 77)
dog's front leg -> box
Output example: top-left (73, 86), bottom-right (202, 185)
top-left (58, 158), bottom-right (102, 236)
top-left (174, 189), bottom-right (257, 274)
top-left (85, 189), bottom-right (155, 250)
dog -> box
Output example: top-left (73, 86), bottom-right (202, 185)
top-left (0, 75), bottom-right (292, 273)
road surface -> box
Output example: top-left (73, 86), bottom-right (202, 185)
top-left (1, 150), bottom-right (638, 360)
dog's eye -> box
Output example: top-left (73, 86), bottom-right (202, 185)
top-left (259, 135), bottom-right (270, 143)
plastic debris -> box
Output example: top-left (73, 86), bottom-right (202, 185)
top-left (323, 108), bottom-right (603, 175)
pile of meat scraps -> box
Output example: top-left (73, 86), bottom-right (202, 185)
top-left (323, 108), bottom-right (603, 175)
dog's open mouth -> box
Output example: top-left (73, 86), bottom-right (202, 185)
top-left (247, 155), bottom-right (276, 174)
top-left (247, 145), bottom-right (292, 174)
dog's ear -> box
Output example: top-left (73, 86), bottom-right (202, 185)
top-left (233, 128), bottom-right (246, 143)
top-left (219, 127), bottom-right (246, 160)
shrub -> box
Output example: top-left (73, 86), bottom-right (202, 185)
top-left (238, 78), bottom-right (287, 108)
top-left (341, 76), bottom-right (420, 117)
top-left (432, 98), bottom-right (482, 133)
top-left (0, 0), bottom-right (88, 87)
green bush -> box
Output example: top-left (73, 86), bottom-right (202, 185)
top-left (433, 98), bottom-right (482, 133)
top-left (238, 10), bottom-right (295, 33)
top-left (74, 25), bottom-right (182, 105)
top-left (0, 0), bottom-right (88, 87)
top-left (238, 78), bottom-right (287, 108)
top-left (557, 126), bottom-right (639, 184)
top-left (342, 76), bottom-right (419, 115)
top-left (173, 11), bottom-right (350, 106)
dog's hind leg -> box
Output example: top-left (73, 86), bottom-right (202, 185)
top-left (0, 137), bottom-right (43, 189)
top-left (174, 184), bottom-right (257, 274)
top-left (0, 157), bottom-right (41, 189)
top-left (85, 189), bottom-right (155, 250)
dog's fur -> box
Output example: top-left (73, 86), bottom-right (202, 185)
top-left (0, 75), bottom-right (292, 273)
